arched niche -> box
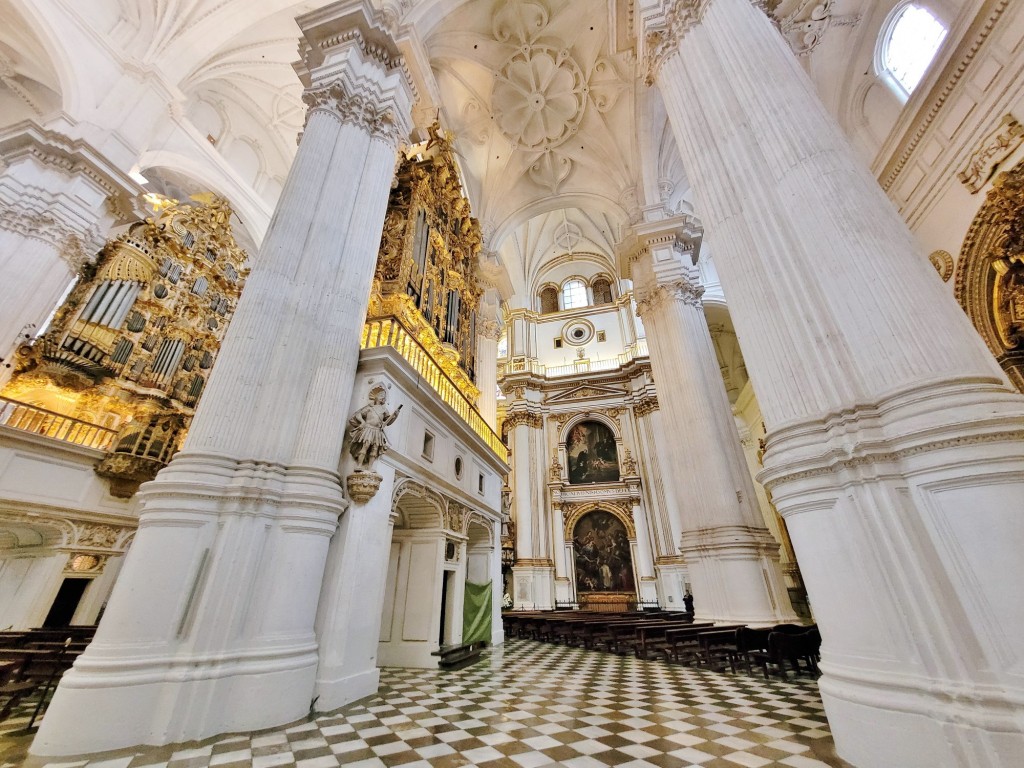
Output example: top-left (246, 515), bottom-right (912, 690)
top-left (955, 161), bottom-right (1024, 392)
top-left (562, 418), bottom-right (620, 484)
top-left (568, 508), bottom-right (635, 595)
top-left (391, 479), bottom-right (446, 530)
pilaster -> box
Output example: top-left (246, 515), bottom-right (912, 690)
top-left (32, 0), bottom-right (415, 757)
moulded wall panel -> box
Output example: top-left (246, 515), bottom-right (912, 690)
top-left (379, 541), bottom-right (401, 643)
top-left (939, 95), bottom-right (977, 140)
top-left (402, 541), bottom-right (438, 641)
top-left (1, 454), bottom-right (92, 504)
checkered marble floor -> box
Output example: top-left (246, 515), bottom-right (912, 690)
top-left (6, 639), bottom-right (848, 768)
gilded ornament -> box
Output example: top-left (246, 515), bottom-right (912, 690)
top-left (1, 194), bottom-right (249, 496)
top-left (956, 159), bottom-right (1024, 390)
top-left (929, 250), bottom-right (954, 282)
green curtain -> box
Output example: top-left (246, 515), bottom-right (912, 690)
top-left (463, 580), bottom-right (492, 644)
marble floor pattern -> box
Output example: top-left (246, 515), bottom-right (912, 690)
top-left (3, 638), bottom-right (849, 768)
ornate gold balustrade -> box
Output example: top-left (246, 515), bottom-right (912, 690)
top-left (0, 396), bottom-right (117, 451)
top-left (361, 317), bottom-right (508, 460)
top-left (498, 338), bottom-right (650, 379)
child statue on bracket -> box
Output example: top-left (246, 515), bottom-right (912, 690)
top-left (347, 384), bottom-right (403, 468)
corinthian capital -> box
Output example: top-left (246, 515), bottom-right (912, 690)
top-left (295, 1), bottom-right (415, 148)
top-left (302, 79), bottom-right (407, 145)
top-left (635, 277), bottom-right (705, 316)
top-left (642, 0), bottom-right (770, 85)
top-left (478, 317), bottom-right (503, 342)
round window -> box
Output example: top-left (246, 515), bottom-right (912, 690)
top-left (561, 320), bottom-right (595, 346)
top-left (455, 456), bottom-right (464, 479)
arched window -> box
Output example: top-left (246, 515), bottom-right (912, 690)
top-left (561, 279), bottom-right (588, 310)
top-left (877, 3), bottom-right (947, 97)
top-left (592, 277), bottom-right (613, 306)
top-left (539, 285), bottom-right (559, 314)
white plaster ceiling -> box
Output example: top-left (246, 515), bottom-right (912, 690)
top-left (500, 205), bottom-right (621, 295)
top-left (0, 0), bottom-right (62, 123)
top-left (425, 0), bottom-right (638, 251)
top-left (0, 0), bottom-right (888, 296)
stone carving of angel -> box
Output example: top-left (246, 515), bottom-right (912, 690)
top-left (347, 385), bottom-right (403, 468)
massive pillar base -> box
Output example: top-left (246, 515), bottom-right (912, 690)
top-left (31, 453), bottom-right (341, 756)
top-left (512, 562), bottom-right (555, 610)
top-left (680, 526), bottom-right (798, 625)
top-left (762, 378), bottom-right (1024, 768)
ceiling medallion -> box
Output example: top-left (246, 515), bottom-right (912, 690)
top-left (493, 45), bottom-right (586, 150)
top-left (483, 0), bottom-right (625, 194)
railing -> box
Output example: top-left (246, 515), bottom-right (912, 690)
top-left (499, 338), bottom-right (650, 380)
top-left (0, 396), bottom-right (117, 451)
top-left (361, 318), bottom-right (508, 461)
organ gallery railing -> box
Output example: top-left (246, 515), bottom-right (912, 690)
top-left (0, 396), bottom-right (117, 451)
top-left (361, 317), bottom-right (508, 461)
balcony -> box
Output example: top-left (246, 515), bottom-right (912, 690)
top-left (498, 338), bottom-right (649, 379)
top-left (0, 397), bottom-right (116, 451)
top-left (361, 317), bottom-right (508, 460)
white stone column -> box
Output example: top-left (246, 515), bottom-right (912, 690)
top-left (32, 1), bottom-right (414, 757)
top-left (476, 314), bottom-right (502, 429)
top-left (645, 1), bottom-right (1024, 765)
top-left (507, 407), bottom-right (554, 609)
top-left (626, 481), bottom-right (660, 606)
top-left (631, 217), bottom-right (796, 624)
top-left (0, 123), bottom-right (138, 385)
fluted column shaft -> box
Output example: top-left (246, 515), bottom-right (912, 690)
top-left (633, 223), bottom-right (794, 623)
top-left (32, 2), bottom-right (414, 757)
top-left (508, 408), bottom-right (554, 609)
top-left (476, 317), bottom-right (502, 429)
top-left (648, 0), bottom-right (1024, 765)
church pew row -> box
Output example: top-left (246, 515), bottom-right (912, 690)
top-left (502, 611), bottom-right (821, 679)
top-left (0, 626), bottom-right (96, 724)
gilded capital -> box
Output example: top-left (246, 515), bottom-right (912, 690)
top-left (479, 317), bottom-right (503, 341)
top-left (504, 410), bottom-right (544, 432)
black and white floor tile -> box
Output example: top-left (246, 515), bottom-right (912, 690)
top-left (5, 639), bottom-right (847, 768)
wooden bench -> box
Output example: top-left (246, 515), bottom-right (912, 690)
top-left (432, 640), bottom-right (487, 670)
top-left (663, 624), bottom-right (746, 665)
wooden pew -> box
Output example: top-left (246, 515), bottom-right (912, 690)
top-left (663, 624), bottom-right (746, 665)
top-left (633, 621), bottom-right (712, 659)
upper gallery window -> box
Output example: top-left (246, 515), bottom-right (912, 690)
top-left (592, 277), bottom-right (613, 306)
top-left (561, 279), bottom-right (588, 310)
top-left (539, 285), bottom-right (559, 314)
top-left (878, 3), bottom-right (947, 97)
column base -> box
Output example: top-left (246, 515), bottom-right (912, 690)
top-left (679, 526), bottom-right (799, 625)
top-left (31, 452), bottom-right (342, 757)
top-left (30, 647), bottom-right (319, 757)
top-left (655, 560), bottom-right (689, 611)
top-left (512, 562), bottom-right (555, 610)
top-left (314, 667), bottom-right (380, 714)
top-left (820, 664), bottom-right (1024, 768)
top-left (761, 376), bottom-right (1024, 768)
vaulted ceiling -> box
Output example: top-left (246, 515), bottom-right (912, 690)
top-left (0, 0), bottom-right (939, 298)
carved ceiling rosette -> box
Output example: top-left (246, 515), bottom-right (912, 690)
top-left (427, 0), bottom-right (633, 225)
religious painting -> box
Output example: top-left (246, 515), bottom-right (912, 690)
top-left (572, 510), bottom-right (635, 593)
top-left (566, 420), bottom-right (619, 484)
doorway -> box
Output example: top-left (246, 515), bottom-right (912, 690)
top-left (43, 578), bottom-right (89, 627)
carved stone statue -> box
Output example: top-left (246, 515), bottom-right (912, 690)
top-left (347, 385), bottom-right (403, 468)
